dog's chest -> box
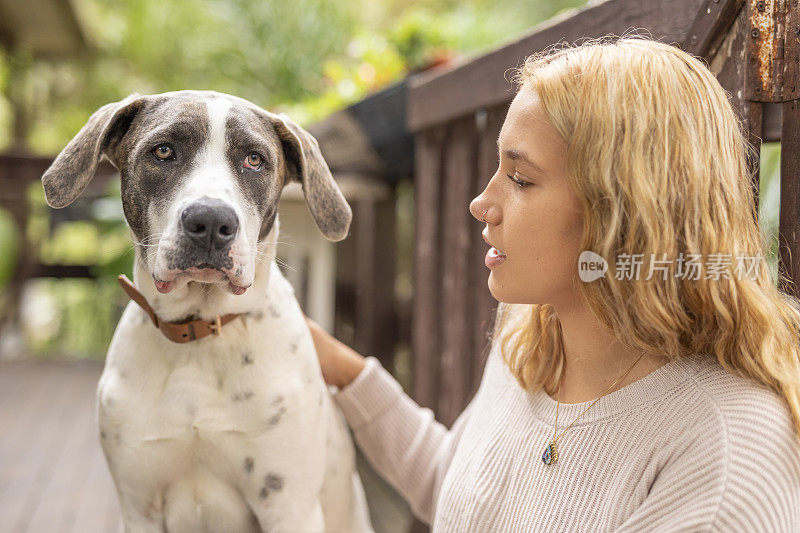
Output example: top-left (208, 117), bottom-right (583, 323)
top-left (97, 284), bottom-right (329, 506)
top-left (105, 341), bottom-right (316, 446)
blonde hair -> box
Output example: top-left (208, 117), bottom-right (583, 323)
top-left (495, 33), bottom-right (800, 438)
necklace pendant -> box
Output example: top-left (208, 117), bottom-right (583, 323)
top-left (542, 440), bottom-right (559, 465)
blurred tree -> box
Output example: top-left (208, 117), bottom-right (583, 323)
top-left (3, 0), bottom-right (589, 152)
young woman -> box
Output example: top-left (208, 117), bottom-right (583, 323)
top-left (306, 35), bottom-right (800, 531)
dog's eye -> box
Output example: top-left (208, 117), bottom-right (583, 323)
top-left (244, 152), bottom-right (263, 170)
top-left (152, 144), bottom-right (175, 161)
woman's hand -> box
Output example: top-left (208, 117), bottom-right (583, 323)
top-left (305, 316), bottom-right (367, 389)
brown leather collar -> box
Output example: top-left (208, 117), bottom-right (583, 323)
top-left (117, 274), bottom-right (241, 343)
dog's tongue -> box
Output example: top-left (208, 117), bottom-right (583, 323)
top-left (155, 280), bottom-right (175, 294)
top-left (229, 282), bottom-right (248, 295)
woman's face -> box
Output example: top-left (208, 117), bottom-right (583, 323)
top-left (469, 85), bottom-right (584, 307)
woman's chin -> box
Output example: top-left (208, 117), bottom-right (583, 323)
top-left (487, 274), bottom-right (510, 302)
top-left (487, 275), bottom-right (546, 305)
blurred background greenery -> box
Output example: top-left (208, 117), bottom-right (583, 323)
top-left (0, 0), bottom-right (781, 359)
top-left (0, 0), bottom-right (591, 153)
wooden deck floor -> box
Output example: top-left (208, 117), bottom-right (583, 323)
top-left (0, 358), bottom-right (412, 533)
top-left (0, 358), bottom-right (123, 533)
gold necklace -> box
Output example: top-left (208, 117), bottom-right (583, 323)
top-left (541, 352), bottom-right (646, 466)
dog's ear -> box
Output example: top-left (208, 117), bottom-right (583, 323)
top-left (267, 112), bottom-right (352, 242)
top-left (42, 93), bottom-right (146, 208)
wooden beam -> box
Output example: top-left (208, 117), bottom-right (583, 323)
top-left (408, 0), bottom-right (707, 131)
top-left (682, 0), bottom-right (745, 60)
top-left (778, 99), bottom-right (800, 297)
top-left (438, 116), bottom-right (477, 427)
top-left (0, 0), bottom-right (89, 58)
top-left (29, 265), bottom-right (95, 278)
top-left (412, 127), bottom-right (447, 409)
top-left (354, 200), bottom-right (377, 357)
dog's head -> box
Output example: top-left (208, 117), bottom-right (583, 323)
top-left (42, 90), bottom-right (351, 296)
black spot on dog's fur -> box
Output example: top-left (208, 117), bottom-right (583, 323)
top-left (232, 391), bottom-right (254, 402)
top-left (241, 353), bottom-right (253, 365)
top-left (259, 472), bottom-right (284, 500)
top-left (244, 456), bottom-right (254, 473)
top-left (265, 473), bottom-right (284, 491)
top-left (268, 405), bottom-right (287, 426)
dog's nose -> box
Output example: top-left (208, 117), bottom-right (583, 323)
top-left (181, 197), bottom-right (239, 251)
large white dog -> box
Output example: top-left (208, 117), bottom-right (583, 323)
top-left (41, 91), bottom-right (373, 533)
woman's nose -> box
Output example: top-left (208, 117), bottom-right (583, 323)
top-left (469, 195), bottom-right (492, 224)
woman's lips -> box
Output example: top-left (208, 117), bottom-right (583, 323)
top-left (482, 233), bottom-right (507, 268)
top-left (485, 246), bottom-right (507, 268)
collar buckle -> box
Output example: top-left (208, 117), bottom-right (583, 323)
top-left (208, 314), bottom-right (223, 336)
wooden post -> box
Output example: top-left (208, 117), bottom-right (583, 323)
top-left (438, 116), bottom-right (477, 427)
top-left (779, 99), bottom-right (800, 295)
top-left (412, 127), bottom-right (447, 410)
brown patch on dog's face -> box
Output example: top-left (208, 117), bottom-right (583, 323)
top-left (223, 109), bottom-right (286, 241)
top-left (113, 95), bottom-right (211, 249)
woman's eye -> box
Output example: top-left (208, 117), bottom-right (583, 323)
top-left (244, 152), bottom-right (263, 170)
top-left (507, 173), bottom-right (532, 188)
top-left (152, 144), bottom-right (175, 161)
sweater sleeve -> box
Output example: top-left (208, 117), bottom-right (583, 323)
top-left (615, 384), bottom-right (800, 532)
top-left (332, 356), bottom-right (474, 525)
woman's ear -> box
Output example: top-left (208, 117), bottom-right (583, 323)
top-left (41, 93), bottom-right (145, 209)
top-left (264, 111), bottom-right (352, 242)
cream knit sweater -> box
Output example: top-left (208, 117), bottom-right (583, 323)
top-left (333, 346), bottom-right (800, 532)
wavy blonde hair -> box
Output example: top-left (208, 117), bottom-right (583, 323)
top-left (494, 33), bottom-right (800, 439)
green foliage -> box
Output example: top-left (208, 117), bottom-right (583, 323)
top-left (5, 0), bottom-right (589, 152)
top-left (759, 143), bottom-right (781, 285)
top-left (25, 277), bottom-right (123, 357)
top-left (388, 8), bottom-right (453, 70)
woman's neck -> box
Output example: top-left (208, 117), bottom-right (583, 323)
top-left (548, 301), bottom-right (669, 404)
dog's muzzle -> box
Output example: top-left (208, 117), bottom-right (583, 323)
top-left (153, 195), bottom-right (251, 295)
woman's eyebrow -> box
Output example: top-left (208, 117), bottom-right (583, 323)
top-left (497, 143), bottom-right (546, 173)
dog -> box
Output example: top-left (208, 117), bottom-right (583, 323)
top-left (41, 90), bottom-right (374, 532)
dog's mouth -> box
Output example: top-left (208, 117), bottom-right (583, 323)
top-left (153, 263), bottom-right (250, 295)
